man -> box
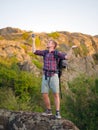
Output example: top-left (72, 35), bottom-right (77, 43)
top-left (32, 35), bottom-right (76, 119)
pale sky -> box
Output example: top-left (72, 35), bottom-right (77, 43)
top-left (0, 0), bottom-right (98, 35)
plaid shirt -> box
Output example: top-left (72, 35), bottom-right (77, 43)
top-left (34, 50), bottom-right (66, 76)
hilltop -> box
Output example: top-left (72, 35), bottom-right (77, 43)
top-left (0, 27), bottom-right (98, 81)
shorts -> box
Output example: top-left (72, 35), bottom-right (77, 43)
top-left (41, 74), bottom-right (59, 94)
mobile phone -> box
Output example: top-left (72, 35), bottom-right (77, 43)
top-left (32, 34), bottom-right (35, 37)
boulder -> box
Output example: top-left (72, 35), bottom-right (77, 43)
top-left (0, 109), bottom-right (79, 130)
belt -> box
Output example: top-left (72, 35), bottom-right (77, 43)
top-left (43, 69), bottom-right (58, 80)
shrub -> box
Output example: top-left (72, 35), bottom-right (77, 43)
top-left (0, 87), bottom-right (18, 110)
top-left (93, 53), bottom-right (98, 64)
top-left (0, 36), bottom-right (4, 40)
top-left (80, 43), bottom-right (88, 56)
top-left (63, 75), bottom-right (98, 130)
top-left (32, 59), bottom-right (43, 69)
top-left (48, 32), bottom-right (60, 39)
top-left (28, 52), bottom-right (38, 59)
top-left (73, 47), bottom-right (81, 56)
top-left (22, 32), bottom-right (29, 40)
top-left (0, 57), bottom-right (43, 111)
top-left (21, 44), bottom-right (27, 52)
top-left (35, 37), bottom-right (41, 47)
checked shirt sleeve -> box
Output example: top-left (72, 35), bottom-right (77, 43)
top-left (34, 50), bottom-right (45, 56)
top-left (57, 51), bottom-right (67, 60)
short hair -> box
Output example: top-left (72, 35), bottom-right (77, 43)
top-left (50, 40), bottom-right (57, 49)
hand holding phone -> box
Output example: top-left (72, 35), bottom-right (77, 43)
top-left (32, 34), bottom-right (35, 38)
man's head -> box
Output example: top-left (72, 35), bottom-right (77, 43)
top-left (47, 40), bottom-right (57, 50)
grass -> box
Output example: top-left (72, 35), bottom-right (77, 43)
top-left (35, 37), bottom-right (41, 47)
top-left (80, 43), bottom-right (88, 56)
top-left (93, 53), bottom-right (98, 64)
top-left (32, 59), bottom-right (43, 69)
top-left (0, 36), bottom-right (4, 40)
top-left (48, 32), bottom-right (60, 39)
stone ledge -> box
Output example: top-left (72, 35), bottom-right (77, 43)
top-left (0, 109), bottom-right (79, 130)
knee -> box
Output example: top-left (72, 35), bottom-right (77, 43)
top-left (54, 93), bottom-right (59, 98)
top-left (43, 93), bottom-right (49, 98)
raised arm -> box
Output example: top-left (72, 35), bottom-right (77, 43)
top-left (32, 34), bottom-right (36, 53)
top-left (32, 34), bottom-right (45, 56)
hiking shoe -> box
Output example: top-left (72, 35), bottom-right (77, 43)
top-left (55, 111), bottom-right (61, 119)
top-left (42, 109), bottom-right (52, 116)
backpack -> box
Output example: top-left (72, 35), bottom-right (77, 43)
top-left (44, 50), bottom-right (67, 78)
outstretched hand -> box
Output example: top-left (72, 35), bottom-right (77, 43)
top-left (71, 45), bottom-right (78, 49)
top-left (65, 45), bottom-right (78, 59)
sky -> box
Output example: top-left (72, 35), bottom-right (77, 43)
top-left (0, 0), bottom-right (98, 35)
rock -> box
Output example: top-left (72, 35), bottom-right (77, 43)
top-left (0, 40), bottom-right (40, 76)
top-left (0, 27), bottom-right (98, 80)
top-left (0, 27), bottom-right (23, 35)
top-left (60, 54), bottom-right (98, 82)
top-left (0, 109), bottom-right (79, 130)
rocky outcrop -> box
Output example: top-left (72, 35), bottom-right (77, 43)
top-left (0, 109), bottom-right (79, 130)
top-left (0, 27), bottom-right (98, 80)
top-left (0, 27), bottom-right (23, 35)
top-left (61, 55), bottom-right (98, 82)
top-left (0, 40), bottom-right (40, 76)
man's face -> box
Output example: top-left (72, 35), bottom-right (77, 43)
top-left (47, 40), bottom-right (54, 49)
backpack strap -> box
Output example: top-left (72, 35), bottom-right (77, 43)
top-left (54, 50), bottom-right (63, 78)
top-left (54, 50), bottom-right (62, 98)
top-left (43, 50), bottom-right (49, 60)
top-left (43, 50), bottom-right (49, 80)
top-left (54, 50), bottom-right (58, 59)
top-left (54, 50), bottom-right (59, 70)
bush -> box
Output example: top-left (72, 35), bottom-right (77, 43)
top-left (0, 57), bottom-right (43, 111)
top-left (48, 32), bottom-right (60, 39)
top-left (0, 87), bottom-right (18, 110)
top-left (74, 47), bottom-right (81, 56)
top-left (22, 32), bottom-right (29, 40)
top-left (93, 53), bottom-right (98, 64)
top-left (63, 75), bottom-right (98, 130)
top-left (0, 36), bottom-right (4, 40)
top-left (35, 37), bottom-right (41, 47)
top-left (80, 43), bottom-right (88, 56)
top-left (32, 59), bottom-right (43, 69)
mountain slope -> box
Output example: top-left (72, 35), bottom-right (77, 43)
top-left (0, 27), bottom-right (98, 80)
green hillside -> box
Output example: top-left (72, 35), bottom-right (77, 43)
top-left (0, 27), bottom-right (98, 130)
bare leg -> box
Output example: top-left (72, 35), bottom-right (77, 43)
top-left (54, 93), bottom-right (61, 118)
top-left (42, 93), bottom-right (51, 109)
top-left (54, 93), bottom-right (60, 111)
